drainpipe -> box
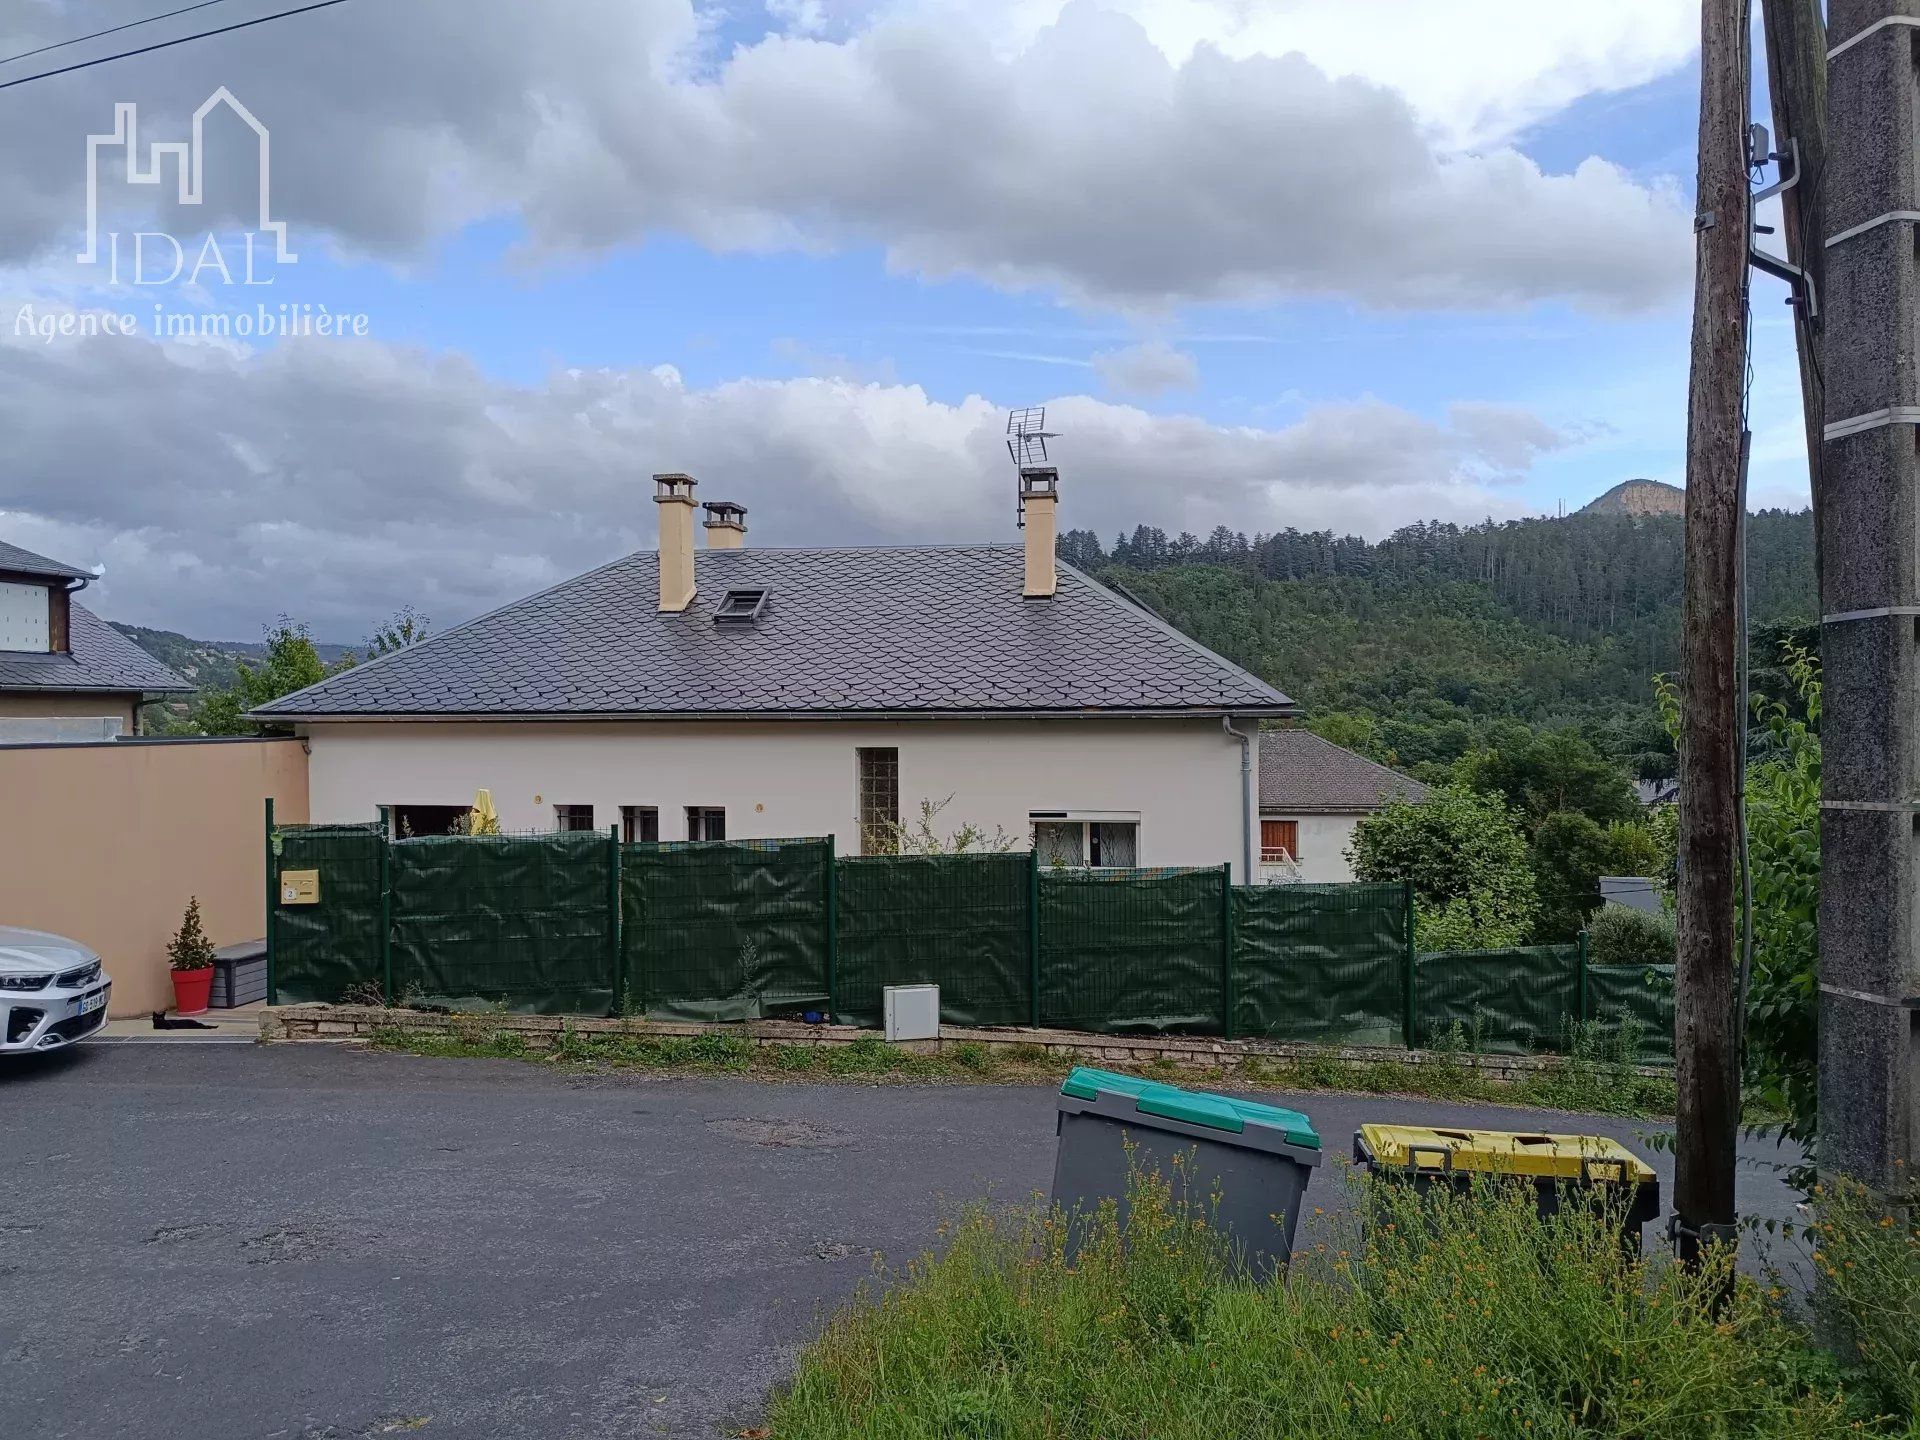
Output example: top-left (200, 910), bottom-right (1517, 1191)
top-left (1221, 716), bottom-right (1255, 882)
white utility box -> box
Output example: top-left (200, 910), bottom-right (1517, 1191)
top-left (883, 983), bottom-right (940, 1042)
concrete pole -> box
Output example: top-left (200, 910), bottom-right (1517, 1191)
top-left (1817, 0), bottom-right (1920, 1196)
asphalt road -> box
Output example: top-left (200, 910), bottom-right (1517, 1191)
top-left (2, 1042), bottom-right (1806, 1440)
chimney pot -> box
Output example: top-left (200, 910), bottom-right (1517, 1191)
top-left (1019, 466), bottom-right (1059, 598)
top-left (702, 500), bottom-right (748, 549)
top-left (653, 472), bottom-right (699, 612)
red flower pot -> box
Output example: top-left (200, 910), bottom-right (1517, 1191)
top-left (171, 966), bottom-right (214, 1015)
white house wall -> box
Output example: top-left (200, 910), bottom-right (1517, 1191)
top-left (1258, 812), bottom-right (1364, 884)
top-left (300, 717), bottom-right (1255, 879)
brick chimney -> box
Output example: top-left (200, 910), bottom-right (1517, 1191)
top-left (702, 500), bottom-right (747, 549)
top-left (653, 473), bottom-right (698, 612)
top-left (1019, 467), bottom-right (1059, 598)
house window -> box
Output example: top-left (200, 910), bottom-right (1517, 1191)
top-left (1260, 819), bottom-right (1300, 864)
top-left (621, 805), bottom-right (659, 843)
top-left (856, 747), bottom-right (899, 854)
top-left (554, 803), bottom-right (595, 832)
top-left (686, 806), bottom-right (726, 841)
top-left (389, 803), bottom-right (472, 838)
top-left (1031, 815), bottom-right (1139, 869)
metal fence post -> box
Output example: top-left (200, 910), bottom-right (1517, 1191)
top-left (1576, 928), bottom-right (1590, 1025)
top-left (1402, 878), bottom-right (1417, 1049)
top-left (1028, 848), bottom-right (1042, 1028)
top-left (1220, 863), bottom-right (1235, 1040)
top-left (377, 806), bottom-right (392, 1003)
top-left (824, 834), bottom-right (838, 1022)
top-left (608, 824), bottom-right (623, 1017)
top-left (264, 797), bottom-right (276, 1006)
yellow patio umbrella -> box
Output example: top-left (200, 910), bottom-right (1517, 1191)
top-left (469, 788), bottom-right (502, 835)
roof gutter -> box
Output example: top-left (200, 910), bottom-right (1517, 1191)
top-left (1222, 716), bottom-right (1256, 882)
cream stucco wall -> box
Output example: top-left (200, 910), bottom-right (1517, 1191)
top-left (0, 690), bottom-right (137, 726)
top-left (1257, 812), bottom-right (1364, 885)
top-left (301, 717), bottom-right (1255, 878)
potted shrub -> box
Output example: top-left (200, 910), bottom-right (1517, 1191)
top-left (167, 896), bottom-right (217, 1015)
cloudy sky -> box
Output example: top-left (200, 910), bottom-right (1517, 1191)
top-left (0, 0), bottom-right (1809, 641)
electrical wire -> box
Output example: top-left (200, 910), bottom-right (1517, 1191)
top-left (0, 0), bottom-right (351, 94)
top-left (0, 1), bottom-right (239, 68)
top-left (1733, 0), bottom-right (1758, 1061)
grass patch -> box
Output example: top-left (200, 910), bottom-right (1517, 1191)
top-left (362, 1017), bottom-right (1685, 1118)
top-left (766, 1166), bottom-right (1914, 1440)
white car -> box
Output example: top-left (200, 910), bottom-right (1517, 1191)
top-left (0, 927), bottom-right (111, 1054)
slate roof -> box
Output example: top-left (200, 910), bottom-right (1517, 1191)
top-left (0, 540), bottom-right (93, 582)
top-left (0, 602), bottom-right (192, 695)
top-left (1258, 729), bottom-right (1428, 813)
top-left (254, 545), bottom-right (1294, 719)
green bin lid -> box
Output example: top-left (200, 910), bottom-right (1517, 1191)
top-left (1060, 1067), bottom-right (1319, 1149)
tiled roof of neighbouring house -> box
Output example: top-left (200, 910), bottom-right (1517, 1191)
top-left (0, 540), bottom-right (93, 582)
top-left (254, 546), bottom-right (1294, 719)
top-left (1258, 728), bottom-right (1428, 813)
top-left (0, 603), bottom-right (192, 694)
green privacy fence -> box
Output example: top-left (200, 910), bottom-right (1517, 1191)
top-left (391, 833), bottom-right (615, 1016)
top-left (1038, 867), bottom-right (1229, 1034)
top-left (1233, 882), bottom-right (1409, 1048)
top-left (268, 821), bottom-right (384, 1004)
top-left (264, 817), bottom-right (1665, 1060)
top-left (1585, 962), bottom-right (1677, 1062)
top-left (621, 839), bottom-right (832, 1021)
top-left (835, 852), bottom-right (1032, 1028)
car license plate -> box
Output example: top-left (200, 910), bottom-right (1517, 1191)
top-left (76, 991), bottom-right (105, 1016)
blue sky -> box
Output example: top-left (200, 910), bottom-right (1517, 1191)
top-left (0, 1), bottom-right (1811, 638)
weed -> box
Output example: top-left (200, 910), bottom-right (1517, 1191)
top-left (768, 1165), bottom-right (1894, 1440)
top-left (950, 1041), bottom-right (995, 1074)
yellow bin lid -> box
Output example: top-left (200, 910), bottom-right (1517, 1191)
top-left (1357, 1124), bottom-right (1655, 1184)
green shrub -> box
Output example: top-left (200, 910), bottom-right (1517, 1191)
top-left (1588, 903), bottom-right (1676, 968)
top-left (769, 1165), bottom-right (1884, 1439)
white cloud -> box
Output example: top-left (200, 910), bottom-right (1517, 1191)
top-left (1092, 338), bottom-right (1199, 397)
top-left (0, 319), bottom-right (1552, 638)
top-left (0, 0), bottom-right (1689, 310)
top-left (968, 0), bottom-right (1698, 149)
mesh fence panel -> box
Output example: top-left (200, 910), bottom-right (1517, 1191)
top-left (1233, 882), bottom-right (1407, 1047)
top-left (1038, 867), bottom-right (1226, 1034)
top-left (272, 823), bottom-right (384, 1004)
top-left (622, 839), bottom-right (830, 1021)
top-left (834, 853), bottom-right (1032, 1027)
top-left (1586, 962), bottom-right (1676, 1062)
top-left (1414, 944), bottom-right (1581, 1054)
top-left (388, 832), bottom-right (614, 1014)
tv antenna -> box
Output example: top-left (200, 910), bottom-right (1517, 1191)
top-left (1007, 406), bottom-right (1059, 529)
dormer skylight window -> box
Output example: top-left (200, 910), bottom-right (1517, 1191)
top-left (713, 587), bottom-right (770, 625)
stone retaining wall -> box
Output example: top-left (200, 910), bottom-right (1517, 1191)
top-left (260, 1004), bottom-right (1659, 1084)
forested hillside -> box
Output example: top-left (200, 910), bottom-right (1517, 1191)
top-left (1062, 508), bottom-right (1816, 778)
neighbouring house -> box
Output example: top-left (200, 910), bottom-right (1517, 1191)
top-left (1598, 875), bottom-right (1663, 916)
top-left (0, 541), bottom-right (190, 741)
top-left (1634, 777), bottom-right (1679, 807)
top-left (1255, 728), bottom-right (1428, 884)
top-left (252, 472), bottom-right (1296, 878)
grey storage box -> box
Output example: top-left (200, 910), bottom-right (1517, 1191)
top-left (210, 938), bottom-right (268, 1008)
top-left (1050, 1066), bottom-right (1322, 1277)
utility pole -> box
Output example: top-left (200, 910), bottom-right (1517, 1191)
top-left (1673, 0), bottom-right (1749, 1267)
top-left (1758, 0), bottom-right (1827, 586)
top-left (1816, 0), bottom-right (1920, 1198)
